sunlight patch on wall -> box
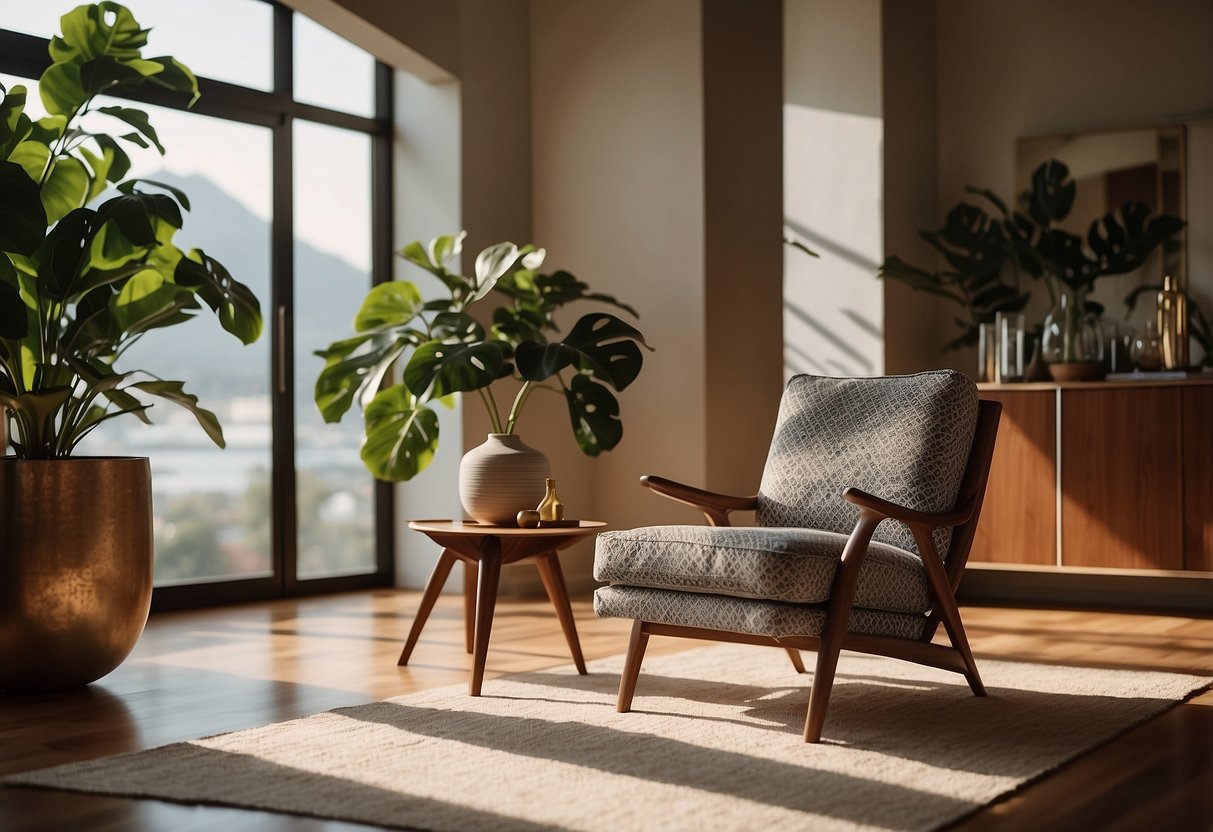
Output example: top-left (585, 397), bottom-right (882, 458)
top-left (784, 104), bottom-right (884, 380)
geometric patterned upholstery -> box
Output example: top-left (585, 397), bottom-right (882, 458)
top-left (756, 371), bottom-right (978, 560)
top-left (594, 525), bottom-right (930, 614)
top-left (593, 585), bottom-right (928, 641)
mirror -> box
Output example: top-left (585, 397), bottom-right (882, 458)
top-left (1016, 125), bottom-right (1186, 286)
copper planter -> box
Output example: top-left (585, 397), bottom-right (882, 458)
top-left (0, 457), bottom-right (153, 691)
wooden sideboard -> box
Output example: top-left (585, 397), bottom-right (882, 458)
top-left (972, 377), bottom-right (1213, 576)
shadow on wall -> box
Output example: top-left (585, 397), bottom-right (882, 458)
top-left (783, 218), bottom-right (884, 379)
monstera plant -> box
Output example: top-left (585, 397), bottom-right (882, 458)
top-left (879, 159), bottom-right (1184, 361)
top-left (315, 231), bottom-right (649, 522)
top-left (0, 2), bottom-right (262, 691)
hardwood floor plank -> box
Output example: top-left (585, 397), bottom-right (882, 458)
top-left (0, 592), bottom-right (1209, 831)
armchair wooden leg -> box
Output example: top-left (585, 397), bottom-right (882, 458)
top-left (785, 647), bottom-right (806, 674)
top-left (933, 593), bottom-right (985, 696)
top-left (910, 527), bottom-right (986, 697)
top-left (398, 549), bottom-right (458, 666)
top-left (616, 619), bottom-right (650, 713)
top-left (805, 511), bottom-right (881, 742)
top-left (805, 633), bottom-right (844, 743)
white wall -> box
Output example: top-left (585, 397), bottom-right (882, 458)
top-left (784, 0), bottom-right (885, 379)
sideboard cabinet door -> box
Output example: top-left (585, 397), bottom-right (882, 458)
top-left (1060, 388), bottom-right (1183, 570)
top-left (1183, 386), bottom-right (1213, 571)
top-left (971, 391), bottom-right (1057, 565)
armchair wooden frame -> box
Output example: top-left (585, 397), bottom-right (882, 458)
top-left (614, 400), bottom-right (1002, 743)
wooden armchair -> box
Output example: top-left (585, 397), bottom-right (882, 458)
top-left (593, 371), bottom-right (1001, 742)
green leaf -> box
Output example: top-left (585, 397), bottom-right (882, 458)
top-left (110, 267), bottom-right (197, 336)
top-left (143, 57), bottom-right (199, 104)
top-left (426, 231), bottom-right (465, 270)
top-left (360, 384), bottom-right (440, 481)
top-left (130, 379), bottom-right (224, 447)
top-left (0, 84), bottom-right (33, 161)
top-left (518, 312), bottom-right (650, 391)
top-left (314, 335), bottom-right (408, 423)
top-left (40, 156), bottom-right (90, 223)
top-left (471, 241), bottom-right (519, 303)
top-left (34, 207), bottom-right (100, 300)
top-left (354, 281), bottom-right (423, 332)
top-left (9, 140), bottom-right (50, 185)
top-left (430, 311), bottom-right (484, 342)
top-left (565, 374), bottom-right (622, 456)
top-left (402, 340), bottom-right (507, 401)
top-left (399, 239), bottom-right (463, 292)
top-left (0, 278), bottom-right (28, 339)
top-left (1027, 159), bottom-right (1076, 226)
top-left (174, 250), bottom-right (262, 344)
top-left (97, 106), bottom-right (164, 153)
top-left (0, 161), bottom-right (47, 255)
top-left (118, 177), bottom-right (191, 211)
top-left (53, 2), bottom-right (149, 63)
top-left (39, 60), bottom-right (87, 116)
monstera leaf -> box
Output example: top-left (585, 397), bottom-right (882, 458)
top-left (402, 340), bottom-right (509, 402)
top-left (514, 312), bottom-right (649, 390)
top-left (0, 160), bottom-right (46, 254)
top-left (360, 384), bottom-right (440, 481)
top-left (1026, 159), bottom-right (1076, 226)
top-left (565, 374), bottom-right (622, 456)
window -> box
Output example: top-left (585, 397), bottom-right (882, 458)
top-left (0, 1), bottom-right (394, 605)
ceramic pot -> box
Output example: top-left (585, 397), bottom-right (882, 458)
top-left (0, 457), bottom-right (153, 691)
top-left (458, 434), bottom-right (550, 525)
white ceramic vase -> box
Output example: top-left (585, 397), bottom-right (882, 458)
top-left (458, 434), bottom-right (550, 525)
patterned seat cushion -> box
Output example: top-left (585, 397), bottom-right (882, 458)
top-left (594, 525), bottom-right (930, 614)
top-left (757, 371), bottom-right (978, 560)
top-left (593, 585), bottom-right (928, 641)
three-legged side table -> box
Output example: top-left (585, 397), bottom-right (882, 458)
top-left (398, 520), bottom-right (606, 695)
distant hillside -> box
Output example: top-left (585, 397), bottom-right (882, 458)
top-left (111, 173), bottom-right (373, 413)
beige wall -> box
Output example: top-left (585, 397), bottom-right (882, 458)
top-left (531, 0), bottom-right (784, 585)
top-left (531, 0), bottom-right (708, 558)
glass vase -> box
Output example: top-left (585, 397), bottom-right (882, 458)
top-left (1041, 288), bottom-right (1103, 365)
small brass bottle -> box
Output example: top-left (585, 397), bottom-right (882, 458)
top-left (1157, 275), bottom-right (1189, 370)
top-left (536, 478), bottom-right (565, 521)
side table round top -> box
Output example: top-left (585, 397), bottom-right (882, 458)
top-left (408, 519), bottom-right (607, 537)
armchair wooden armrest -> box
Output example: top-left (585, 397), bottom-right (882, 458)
top-left (640, 475), bottom-right (758, 527)
top-left (842, 487), bottom-right (976, 530)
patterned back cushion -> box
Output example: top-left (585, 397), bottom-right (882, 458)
top-left (756, 371), bottom-right (978, 560)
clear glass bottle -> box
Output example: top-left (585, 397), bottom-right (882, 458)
top-left (537, 478), bottom-right (565, 521)
top-left (1131, 320), bottom-right (1164, 372)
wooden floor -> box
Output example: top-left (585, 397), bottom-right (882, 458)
top-left (0, 587), bottom-right (1210, 831)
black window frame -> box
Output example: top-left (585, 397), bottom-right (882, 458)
top-left (0, 2), bottom-right (396, 609)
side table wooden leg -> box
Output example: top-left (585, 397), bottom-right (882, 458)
top-left (462, 560), bottom-right (477, 654)
top-left (398, 549), bottom-right (458, 666)
top-left (469, 538), bottom-right (502, 696)
top-left (536, 550), bottom-right (587, 674)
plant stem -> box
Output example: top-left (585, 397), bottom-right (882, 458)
top-left (505, 381), bottom-right (533, 433)
top-left (477, 387), bottom-right (503, 433)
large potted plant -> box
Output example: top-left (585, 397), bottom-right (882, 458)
top-left (0, 3), bottom-right (262, 690)
top-left (315, 231), bottom-right (649, 524)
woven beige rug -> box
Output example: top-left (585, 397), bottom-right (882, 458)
top-left (5, 644), bottom-right (1208, 831)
